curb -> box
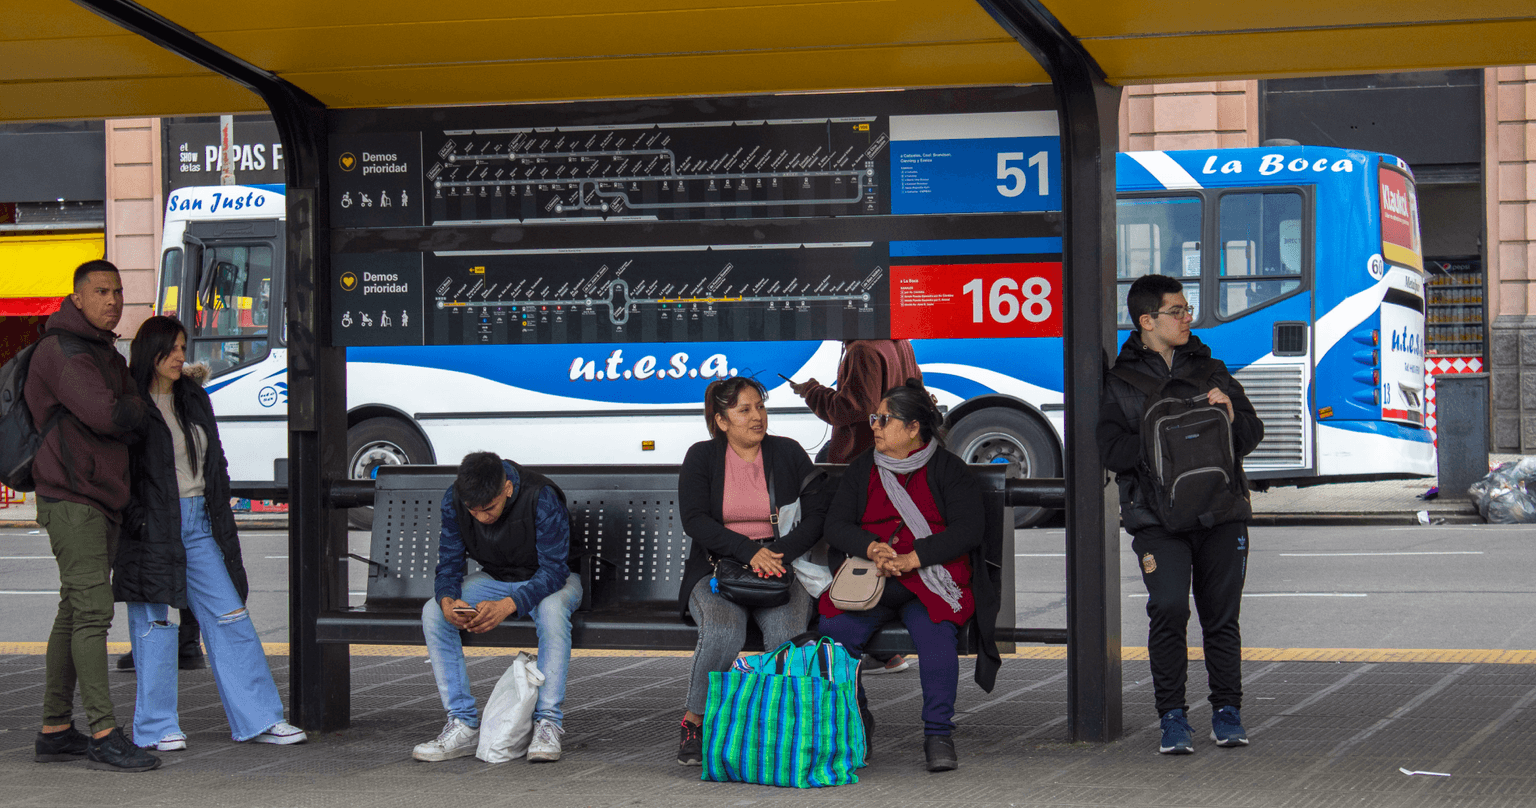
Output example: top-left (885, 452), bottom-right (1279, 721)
top-left (0, 518), bottom-right (289, 530)
top-left (1250, 511), bottom-right (1483, 526)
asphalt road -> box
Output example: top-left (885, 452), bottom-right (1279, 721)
top-left (0, 523), bottom-right (1531, 650)
top-left (0, 528), bottom-right (372, 647)
top-left (1016, 523), bottom-right (1536, 650)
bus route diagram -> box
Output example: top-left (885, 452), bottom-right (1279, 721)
top-left (427, 243), bottom-right (887, 345)
top-left (424, 117), bottom-right (888, 224)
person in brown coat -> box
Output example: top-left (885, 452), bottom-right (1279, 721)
top-left (28, 260), bottom-right (158, 772)
top-left (789, 340), bottom-right (923, 464)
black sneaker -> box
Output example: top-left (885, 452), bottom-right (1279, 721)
top-left (924, 734), bottom-right (958, 772)
top-left (676, 720), bottom-right (702, 766)
top-left (115, 653), bottom-right (135, 672)
top-left (86, 728), bottom-right (161, 772)
top-left (178, 654), bottom-right (207, 671)
top-left (35, 725), bottom-right (89, 762)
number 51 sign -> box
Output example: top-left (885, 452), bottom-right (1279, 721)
top-left (890, 263), bottom-right (1063, 339)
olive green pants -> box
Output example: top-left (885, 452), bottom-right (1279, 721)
top-left (38, 499), bottom-right (118, 733)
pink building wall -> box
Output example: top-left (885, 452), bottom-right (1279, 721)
top-left (104, 118), bottom-right (162, 340)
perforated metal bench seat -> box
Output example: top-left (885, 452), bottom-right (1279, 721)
top-left (315, 463), bottom-right (1021, 655)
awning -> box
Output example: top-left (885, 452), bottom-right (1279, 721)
top-left (4, 1), bottom-right (1536, 122)
top-left (0, 232), bottom-right (104, 315)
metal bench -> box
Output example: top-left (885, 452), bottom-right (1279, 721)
top-left (317, 463), bottom-right (1065, 653)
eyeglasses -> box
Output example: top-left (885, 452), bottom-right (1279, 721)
top-left (1152, 306), bottom-right (1196, 320)
top-left (869, 413), bottom-right (905, 429)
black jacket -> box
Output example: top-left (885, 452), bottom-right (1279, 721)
top-left (1097, 332), bottom-right (1264, 534)
top-left (114, 377), bottom-right (247, 608)
top-left (823, 447), bottom-right (1001, 693)
top-left (677, 434), bottom-right (828, 621)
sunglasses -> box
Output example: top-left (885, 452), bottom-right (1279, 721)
top-left (868, 413), bottom-right (908, 429)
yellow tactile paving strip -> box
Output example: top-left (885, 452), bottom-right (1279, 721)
top-left (0, 643), bottom-right (1532, 665)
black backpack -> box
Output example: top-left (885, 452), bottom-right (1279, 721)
top-left (1111, 361), bottom-right (1251, 531)
top-left (0, 330), bottom-right (75, 492)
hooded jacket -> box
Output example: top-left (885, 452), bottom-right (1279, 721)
top-left (801, 340), bottom-right (922, 463)
top-left (24, 297), bottom-right (151, 520)
top-left (1098, 332), bottom-right (1264, 534)
top-left (113, 365), bottom-right (248, 608)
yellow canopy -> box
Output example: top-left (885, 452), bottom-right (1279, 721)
top-left (3, 0), bottom-right (1535, 122)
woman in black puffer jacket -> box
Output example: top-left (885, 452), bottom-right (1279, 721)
top-left (114, 316), bottom-right (305, 751)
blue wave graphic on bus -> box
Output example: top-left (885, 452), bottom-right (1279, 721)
top-left (350, 343), bottom-right (823, 404)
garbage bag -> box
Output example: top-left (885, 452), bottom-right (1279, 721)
top-left (1468, 457), bottom-right (1536, 524)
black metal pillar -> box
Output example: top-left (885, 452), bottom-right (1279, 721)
top-left (68, 0), bottom-right (351, 731)
top-left (270, 95), bottom-right (352, 733)
top-left (975, 0), bottom-right (1123, 742)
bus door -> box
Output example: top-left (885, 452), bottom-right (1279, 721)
top-left (180, 219), bottom-right (288, 484)
top-left (1117, 187), bottom-right (1312, 477)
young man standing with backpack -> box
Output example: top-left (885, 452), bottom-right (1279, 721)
top-left (1098, 273), bottom-right (1264, 755)
top-left (28, 261), bottom-right (157, 772)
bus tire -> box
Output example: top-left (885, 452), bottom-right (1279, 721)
top-left (948, 407), bottom-right (1061, 529)
top-left (346, 417), bottom-right (433, 530)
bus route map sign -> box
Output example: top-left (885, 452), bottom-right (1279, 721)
top-left (327, 87), bottom-right (1063, 347)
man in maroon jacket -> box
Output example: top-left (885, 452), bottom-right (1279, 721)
top-left (28, 261), bottom-right (157, 772)
top-left (789, 338), bottom-right (922, 674)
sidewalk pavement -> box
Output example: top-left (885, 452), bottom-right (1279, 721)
top-left (3, 647), bottom-right (1533, 807)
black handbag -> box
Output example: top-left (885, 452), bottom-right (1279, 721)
top-left (711, 557), bottom-right (793, 608)
top-left (710, 461), bottom-right (795, 608)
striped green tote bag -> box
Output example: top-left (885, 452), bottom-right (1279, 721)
top-left (701, 637), bottom-right (866, 787)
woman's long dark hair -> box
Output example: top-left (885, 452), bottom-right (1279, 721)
top-left (881, 378), bottom-right (946, 448)
top-left (130, 316), bottom-right (199, 468)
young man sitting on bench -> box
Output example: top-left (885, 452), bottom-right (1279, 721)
top-left (411, 452), bottom-right (583, 764)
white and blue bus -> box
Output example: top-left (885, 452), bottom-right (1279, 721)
top-left (155, 143), bottom-right (1427, 528)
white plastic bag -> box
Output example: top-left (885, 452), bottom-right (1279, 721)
top-left (475, 652), bottom-right (544, 763)
top-left (791, 542), bottom-right (834, 598)
top-left (779, 498), bottom-right (834, 597)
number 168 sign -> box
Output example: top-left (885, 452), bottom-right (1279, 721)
top-left (890, 263), bottom-right (1063, 340)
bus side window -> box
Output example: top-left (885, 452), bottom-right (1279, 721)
top-left (1218, 192), bottom-right (1304, 318)
top-left (1116, 196), bottom-right (1202, 327)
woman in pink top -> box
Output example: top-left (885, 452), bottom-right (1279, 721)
top-left (673, 377), bottom-right (829, 766)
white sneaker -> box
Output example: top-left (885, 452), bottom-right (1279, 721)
top-left (150, 733), bottom-right (187, 752)
top-left (413, 718), bottom-right (479, 762)
top-left (526, 719), bottom-right (563, 763)
top-left (250, 721), bottom-right (307, 745)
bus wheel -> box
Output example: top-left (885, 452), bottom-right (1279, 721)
top-left (948, 408), bottom-right (1061, 529)
top-left (346, 418), bottom-right (432, 530)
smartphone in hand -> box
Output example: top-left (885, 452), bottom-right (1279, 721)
top-left (777, 373), bottom-right (794, 384)
top-left (452, 607), bottom-right (478, 617)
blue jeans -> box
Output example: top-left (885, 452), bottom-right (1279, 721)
top-left (421, 571), bottom-right (582, 728)
top-left (127, 498), bottom-right (286, 744)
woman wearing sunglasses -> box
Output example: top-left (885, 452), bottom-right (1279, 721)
top-left (672, 376), bottom-right (829, 766)
top-left (817, 379), bottom-right (999, 773)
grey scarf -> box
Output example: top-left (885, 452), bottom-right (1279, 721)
top-left (872, 441), bottom-right (964, 611)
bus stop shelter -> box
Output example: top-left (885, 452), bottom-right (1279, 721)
top-left (5, 0), bottom-right (1536, 743)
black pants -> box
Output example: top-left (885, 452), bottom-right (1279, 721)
top-left (1131, 520), bottom-right (1249, 716)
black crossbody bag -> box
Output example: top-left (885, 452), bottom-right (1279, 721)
top-left (711, 466), bottom-right (796, 608)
